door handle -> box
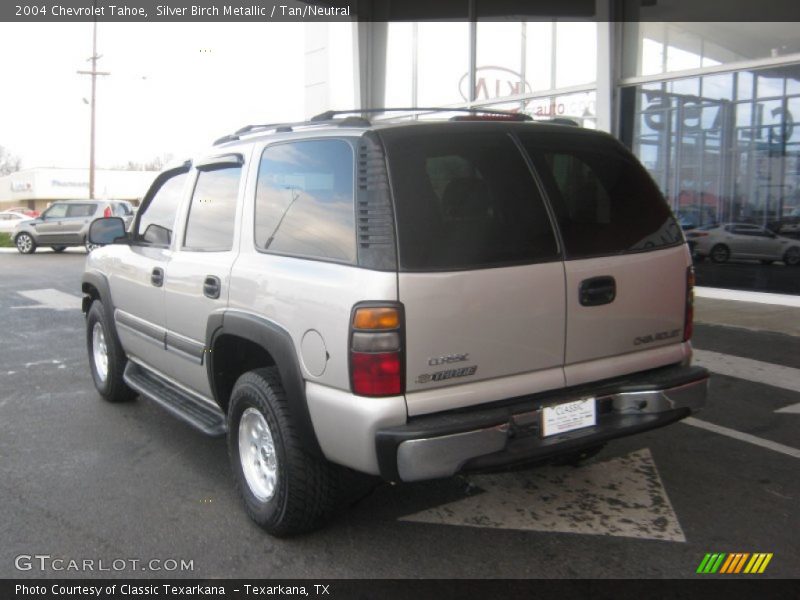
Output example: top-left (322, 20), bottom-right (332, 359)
top-left (203, 275), bottom-right (221, 299)
top-left (579, 276), bottom-right (616, 306)
top-left (151, 267), bottom-right (164, 287)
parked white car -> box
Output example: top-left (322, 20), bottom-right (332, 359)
top-left (687, 223), bottom-right (800, 265)
top-left (0, 211), bottom-right (32, 233)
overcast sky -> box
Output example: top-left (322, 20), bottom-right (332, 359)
top-left (0, 22), bottom-right (308, 169)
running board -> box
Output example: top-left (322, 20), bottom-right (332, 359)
top-left (123, 362), bottom-right (227, 436)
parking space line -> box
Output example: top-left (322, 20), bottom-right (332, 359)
top-left (13, 288), bottom-right (82, 311)
top-left (695, 287), bottom-right (800, 308)
top-left (692, 349), bottom-right (800, 394)
top-left (683, 417), bottom-right (800, 459)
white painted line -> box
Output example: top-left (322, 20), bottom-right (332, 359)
top-left (776, 402), bottom-right (800, 414)
top-left (14, 288), bottom-right (81, 311)
top-left (695, 286), bottom-right (800, 308)
top-left (401, 448), bottom-right (686, 542)
top-left (692, 349), bottom-right (800, 395)
top-left (683, 417), bottom-right (800, 460)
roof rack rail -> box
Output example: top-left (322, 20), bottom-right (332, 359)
top-left (311, 107), bottom-right (533, 122)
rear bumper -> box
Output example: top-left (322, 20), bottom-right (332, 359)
top-left (375, 364), bottom-right (708, 482)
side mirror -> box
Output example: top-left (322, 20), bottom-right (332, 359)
top-left (89, 217), bottom-right (128, 245)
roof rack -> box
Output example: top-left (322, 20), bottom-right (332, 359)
top-left (213, 106), bottom-right (535, 146)
top-left (310, 107), bottom-right (533, 122)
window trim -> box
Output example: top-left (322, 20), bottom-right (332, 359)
top-left (181, 163), bottom-right (244, 253)
top-left (252, 137), bottom-right (358, 266)
top-left (131, 161), bottom-right (191, 248)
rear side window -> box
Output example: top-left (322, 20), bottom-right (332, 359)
top-left (67, 203), bottom-right (96, 218)
top-left (255, 140), bottom-right (356, 263)
top-left (381, 129), bottom-right (559, 270)
top-left (183, 166), bottom-right (241, 251)
top-left (519, 133), bottom-right (682, 258)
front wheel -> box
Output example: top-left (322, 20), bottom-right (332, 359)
top-left (227, 368), bottom-right (343, 536)
top-left (86, 301), bottom-right (135, 403)
top-left (784, 247), bottom-right (800, 266)
top-left (710, 244), bottom-right (730, 263)
top-left (15, 232), bottom-right (36, 254)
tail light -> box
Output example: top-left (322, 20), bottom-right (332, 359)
top-left (350, 304), bottom-right (404, 397)
top-left (103, 206), bottom-right (112, 218)
top-left (684, 266), bottom-right (695, 342)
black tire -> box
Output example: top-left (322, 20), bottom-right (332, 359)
top-left (784, 247), bottom-right (800, 266)
top-left (86, 301), bottom-right (136, 403)
top-left (227, 368), bottom-right (347, 536)
top-left (52, 246), bottom-right (67, 253)
top-left (710, 244), bottom-right (730, 263)
top-left (14, 232), bottom-right (36, 254)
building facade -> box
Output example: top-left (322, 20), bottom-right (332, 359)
top-left (305, 12), bottom-right (800, 293)
top-left (0, 168), bottom-right (156, 213)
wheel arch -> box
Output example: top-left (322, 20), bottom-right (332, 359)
top-left (206, 311), bottom-right (322, 457)
top-left (81, 270), bottom-right (121, 339)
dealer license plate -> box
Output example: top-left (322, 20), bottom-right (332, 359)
top-left (541, 398), bottom-right (596, 437)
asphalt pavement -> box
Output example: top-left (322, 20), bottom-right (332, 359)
top-left (1, 250), bottom-right (798, 579)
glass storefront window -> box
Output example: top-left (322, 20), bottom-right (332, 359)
top-left (476, 22), bottom-right (522, 102)
top-left (385, 22), bottom-right (413, 107)
top-left (417, 22), bottom-right (469, 106)
top-left (554, 22), bottom-right (597, 88)
top-left (623, 23), bottom-right (800, 79)
top-left (520, 91), bottom-right (597, 129)
top-left (621, 62), bottom-right (800, 240)
top-left (525, 22), bottom-right (553, 92)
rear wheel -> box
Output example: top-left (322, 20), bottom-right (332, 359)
top-left (15, 232), bottom-right (36, 254)
top-left (227, 368), bottom-right (346, 536)
top-left (784, 247), bottom-right (800, 266)
top-left (710, 244), bottom-right (730, 263)
top-left (86, 301), bottom-right (135, 403)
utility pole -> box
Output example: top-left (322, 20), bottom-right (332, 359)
top-left (77, 16), bottom-right (109, 199)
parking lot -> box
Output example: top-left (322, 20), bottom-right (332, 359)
top-left (1, 249), bottom-right (798, 579)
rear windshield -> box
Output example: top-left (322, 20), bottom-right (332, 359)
top-left (381, 129), bottom-right (559, 270)
top-left (518, 132), bottom-right (682, 258)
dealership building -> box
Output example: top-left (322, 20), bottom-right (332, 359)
top-left (307, 9), bottom-right (800, 232)
top-left (0, 168), bottom-right (156, 213)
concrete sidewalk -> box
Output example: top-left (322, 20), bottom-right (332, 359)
top-left (695, 287), bottom-right (800, 336)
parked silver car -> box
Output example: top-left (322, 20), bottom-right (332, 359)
top-left (687, 222), bottom-right (800, 265)
top-left (0, 210), bottom-right (32, 234)
top-left (14, 200), bottom-right (134, 254)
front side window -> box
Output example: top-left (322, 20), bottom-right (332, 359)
top-left (183, 166), bottom-right (241, 251)
top-left (520, 132), bottom-right (682, 258)
top-left (137, 171), bottom-right (188, 245)
top-left (44, 204), bottom-right (68, 219)
top-left (255, 140), bottom-right (356, 263)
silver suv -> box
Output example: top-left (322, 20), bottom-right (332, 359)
top-left (15, 199), bottom-right (135, 254)
top-left (82, 109), bottom-right (708, 536)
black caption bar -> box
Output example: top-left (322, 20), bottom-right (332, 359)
top-left (3, 0), bottom-right (800, 22)
top-left (3, 579), bottom-right (799, 600)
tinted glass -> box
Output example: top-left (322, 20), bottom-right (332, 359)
top-left (519, 133), bottom-right (682, 258)
top-left (138, 172), bottom-right (188, 245)
top-left (382, 128), bottom-right (559, 270)
top-left (45, 204), bottom-right (68, 219)
top-left (67, 203), bottom-right (96, 218)
top-left (255, 140), bottom-right (356, 263)
top-left (184, 167), bottom-right (241, 251)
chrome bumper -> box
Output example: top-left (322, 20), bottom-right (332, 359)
top-left (380, 366), bottom-right (708, 482)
